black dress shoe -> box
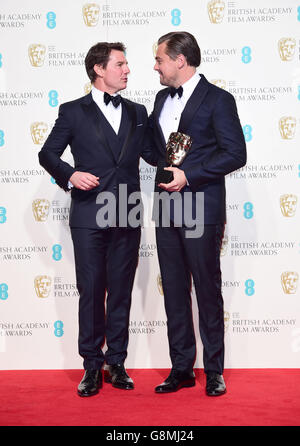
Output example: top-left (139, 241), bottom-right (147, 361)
top-left (77, 369), bottom-right (102, 397)
top-left (155, 369), bottom-right (195, 393)
top-left (104, 363), bottom-right (134, 390)
top-left (206, 372), bottom-right (226, 396)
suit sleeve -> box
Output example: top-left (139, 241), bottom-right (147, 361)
top-left (184, 92), bottom-right (247, 189)
top-left (38, 104), bottom-right (76, 191)
top-left (140, 106), bottom-right (159, 167)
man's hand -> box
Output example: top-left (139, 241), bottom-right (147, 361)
top-left (69, 171), bottom-right (100, 190)
top-left (158, 167), bottom-right (187, 192)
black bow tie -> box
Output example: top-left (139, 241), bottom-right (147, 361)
top-left (169, 86), bottom-right (183, 98)
top-left (104, 92), bottom-right (122, 108)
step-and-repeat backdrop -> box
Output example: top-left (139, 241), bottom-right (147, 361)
top-left (0, 0), bottom-right (299, 369)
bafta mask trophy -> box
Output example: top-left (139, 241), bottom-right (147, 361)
top-left (156, 132), bottom-right (193, 184)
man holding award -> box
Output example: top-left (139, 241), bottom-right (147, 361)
top-left (150, 32), bottom-right (246, 396)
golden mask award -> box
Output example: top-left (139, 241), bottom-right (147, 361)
top-left (34, 275), bottom-right (52, 298)
top-left (156, 132), bottom-right (192, 184)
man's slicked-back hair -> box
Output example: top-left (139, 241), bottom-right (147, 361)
top-left (85, 42), bottom-right (126, 82)
top-left (158, 31), bottom-right (201, 67)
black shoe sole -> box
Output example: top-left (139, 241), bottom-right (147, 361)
top-left (112, 382), bottom-right (134, 390)
top-left (77, 388), bottom-right (100, 397)
top-left (77, 380), bottom-right (102, 397)
top-left (155, 379), bottom-right (196, 393)
top-left (206, 388), bottom-right (227, 397)
top-left (104, 374), bottom-right (134, 390)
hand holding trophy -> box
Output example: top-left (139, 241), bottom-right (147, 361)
top-left (155, 132), bottom-right (193, 184)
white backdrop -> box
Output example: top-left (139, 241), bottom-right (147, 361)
top-left (0, 0), bottom-right (299, 370)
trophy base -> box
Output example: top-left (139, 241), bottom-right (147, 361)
top-left (155, 168), bottom-right (173, 184)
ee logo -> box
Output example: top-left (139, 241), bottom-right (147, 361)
top-left (46, 12), bottom-right (56, 29)
top-left (0, 130), bottom-right (4, 147)
top-left (243, 125), bottom-right (252, 142)
top-left (171, 9), bottom-right (181, 26)
top-left (245, 279), bottom-right (255, 296)
top-left (54, 320), bottom-right (64, 337)
top-left (241, 46), bottom-right (252, 64)
top-left (0, 283), bottom-right (8, 300)
top-left (243, 202), bottom-right (254, 219)
top-left (52, 244), bottom-right (62, 261)
top-left (0, 207), bottom-right (7, 224)
top-left (48, 90), bottom-right (58, 107)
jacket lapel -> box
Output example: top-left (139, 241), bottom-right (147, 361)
top-left (81, 93), bottom-right (117, 162)
top-left (153, 89), bottom-right (169, 154)
top-left (178, 74), bottom-right (209, 134)
top-left (117, 99), bottom-right (137, 163)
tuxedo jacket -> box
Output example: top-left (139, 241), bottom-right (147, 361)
top-left (150, 74), bottom-right (247, 224)
top-left (39, 92), bottom-right (156, 228)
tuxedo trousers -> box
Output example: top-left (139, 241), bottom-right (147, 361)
top-left (156, 223), bottom-right (225, 374)
top-left (71, 226), bottom-right (141, 369)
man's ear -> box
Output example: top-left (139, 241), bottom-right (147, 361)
top-left (176, 54), bottom-right (186, 69)
top-left (93, 63), bottom-right (104, 77)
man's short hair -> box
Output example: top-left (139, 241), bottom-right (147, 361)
top-left (85, 42), bottom-right (126, 82)
top-left (158, 31), bottom-right (201, 67)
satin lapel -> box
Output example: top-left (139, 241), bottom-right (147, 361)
top-left (81, 94), bottom-right (117, 163)
top-left (117, 99), bottom-right (136, 163)
top-left (178, 75), bottom-right (209, 134)
top-left (153, 89), bottom-right (169, 154)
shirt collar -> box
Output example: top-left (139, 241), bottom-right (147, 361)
top-left (91, 86), bottom-right (121, 105)
top-left (181, 72), bottom-right (201, 100)
top-left (91, 85), bottom-right (104, 105)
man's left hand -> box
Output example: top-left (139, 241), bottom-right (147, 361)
top-left (158, 167), bottom-right (187, 192)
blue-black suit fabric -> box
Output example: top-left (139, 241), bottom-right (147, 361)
top-left (150, 74), bottom-right (247, 374)
top-left (39, 92), bottom-right (155, 369)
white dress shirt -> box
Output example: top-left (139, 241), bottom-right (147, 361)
top-left (92, 85), bottom-right (122, 134)
top-left (159, 72), bottom-right (201, 143)
top-left (68, 86), bottom-right (122, 188)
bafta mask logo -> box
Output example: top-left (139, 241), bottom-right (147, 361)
top-left (281, 271), bottom-right (299, 295)
top-left (83, 3), bottom-right (100, 27)
top-left (34, 275), bottom-right (52, 298)
top-left (28, 44), bottom-right (46, 67)
top-left (84, 82), bottom-right (92, 95)
top-left (280, 194), bottom-right (297, 217)
top-left (32, 199), bottom-right (50, 222)
top-left (278, 38), bottom-right (296, 61)
top-left (279, 116), bottom-right (296, 140)
top-left (211, 79), bottom-right (226, 90)
top-left (207, 0), bottom-right (225, 24)
top-left (220, 235), bottom-right (228, 256)
top-left (224, 311), bottom-right (230, 332)
top-left (157, 274), bottom-right (164, 296)
top-left (152, 42), bottom-right (158, 58)
top-left (30, 122), bottom-right (48, 145)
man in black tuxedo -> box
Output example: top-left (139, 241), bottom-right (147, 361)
top-left (39, 42), bottom-right (155, 397)
top-left (150, 32), bottom-right (246, 396)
